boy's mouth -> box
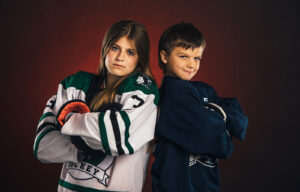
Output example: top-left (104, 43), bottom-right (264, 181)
top-left (183, 70), bottom-right (193, 74)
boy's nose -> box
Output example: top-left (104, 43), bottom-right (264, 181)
top-left (187, 61), bottom-right (195, 68)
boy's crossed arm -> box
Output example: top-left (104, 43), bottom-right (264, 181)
top-left (157, 79), bottom-right (247, 159)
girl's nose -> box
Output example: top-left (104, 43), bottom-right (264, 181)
top-left (116, 51), bottom-right (125, 62)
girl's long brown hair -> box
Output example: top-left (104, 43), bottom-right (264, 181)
top-left (90, 20), bottom-right (153, 111)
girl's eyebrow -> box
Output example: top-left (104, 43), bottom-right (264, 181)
top-left (113, 43), bottom-right (137, 52)
top-left (127, 48), bottom-right (137, 52)
top-left (112, 43), bottom-right (120, 48)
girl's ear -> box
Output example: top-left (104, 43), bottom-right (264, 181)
top-left (160, 50), bottom-right (168, 64)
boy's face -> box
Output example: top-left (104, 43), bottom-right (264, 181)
top-left (161, 46), bottom-right (204, 81)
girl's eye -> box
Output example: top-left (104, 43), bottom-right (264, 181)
top-left (195, 57), bottom-right (201, 62)
top-left (128, 50), bottom-right (135, 56)
top-left (111, 46), bottom-right (118, 51)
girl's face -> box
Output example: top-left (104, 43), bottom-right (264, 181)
top-left (105, 36), bottom-right (138, 83)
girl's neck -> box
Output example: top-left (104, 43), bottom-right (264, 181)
top-left (105, 73), bottom-right (121, 88)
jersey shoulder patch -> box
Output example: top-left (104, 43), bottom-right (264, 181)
top-left (117, 73), bottom-right (159, 105)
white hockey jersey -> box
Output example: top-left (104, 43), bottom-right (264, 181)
top-left (33, 71), bottom-right (159, 192)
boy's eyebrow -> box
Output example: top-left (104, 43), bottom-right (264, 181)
top-left (176, 51), bottom-right (190, 55)
top-left (176, 51), bottom-right (202, 58)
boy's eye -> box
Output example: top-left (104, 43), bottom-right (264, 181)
top-left (179, 55), bottom-right (187, 59)
top-left (195, 57), bottom-right (201, 62)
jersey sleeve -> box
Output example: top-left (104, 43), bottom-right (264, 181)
top-left (33, 71), bottom-right (93, 163)
top-left (60, 73), bottom-right (160, 156)
top-left (156, 79), bottom-right (233, 159)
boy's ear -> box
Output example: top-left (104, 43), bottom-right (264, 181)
top-left (160, 50), bottom-right (168, 64)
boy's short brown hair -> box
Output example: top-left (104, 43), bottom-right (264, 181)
top-left (158, 22), bottom-right (206, 73)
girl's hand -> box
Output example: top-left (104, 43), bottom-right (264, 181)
top-left (57, 100), bottom-right (90, 127)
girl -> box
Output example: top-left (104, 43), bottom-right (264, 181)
top-left (33, 20), bottom-right (159, 192)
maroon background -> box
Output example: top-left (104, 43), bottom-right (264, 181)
top-left (1, 0), bottom-right (299, 191)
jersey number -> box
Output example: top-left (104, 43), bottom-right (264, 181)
top-left (46, 96), bottom-right (56, 109)
top-left (131, 95), bottom-right (144, 108)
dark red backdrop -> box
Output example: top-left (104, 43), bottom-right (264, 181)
top-left (1, 0), bottom-right (299, 191)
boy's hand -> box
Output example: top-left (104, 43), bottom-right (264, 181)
top-left (203, 103), bottom-right (227, 122)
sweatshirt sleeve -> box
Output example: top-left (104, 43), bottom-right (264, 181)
top-left (156, 79), bottom-right (233, 159)
top-left (216, 98), bottom-right (248, 140)
top-left (61, 73), bottom-right (160, 156)
top-left (194, 81), bottom-right (248, 140)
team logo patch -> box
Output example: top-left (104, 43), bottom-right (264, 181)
top-left (67, 155), bottom-right (115, 187)
top-left (189, 154), bottom-right (217, 168)
top-left (136, 75), bottom-right (152, 89)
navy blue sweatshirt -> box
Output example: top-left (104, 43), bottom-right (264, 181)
top-left (152, 76), bottom-right (248, 192)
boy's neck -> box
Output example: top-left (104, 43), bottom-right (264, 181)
top-left (163, 74), bottom-right (189, 81)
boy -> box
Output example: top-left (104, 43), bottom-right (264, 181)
top-left (151, 22), bottom-right (248, 192)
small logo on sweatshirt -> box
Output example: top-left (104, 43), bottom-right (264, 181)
top-left (189, 154), bottom-right (217, 168)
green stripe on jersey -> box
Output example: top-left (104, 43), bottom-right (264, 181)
top-left (119, 111), bottom-right (134, 154)
top-left (117, 73), bottom-right (159, 106)
top-left (38, 112), bottom-right (55, 123)
top-left (60, 71), bottom-right (95, 94)
top-left (59, 179), bottom-right (128, 192)
top-left (34, 127), bottom-right (59, 160)
top-left (99, 112), bottom-right (111, 155)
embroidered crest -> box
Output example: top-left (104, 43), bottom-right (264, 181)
top-left (66, 155), bottom-right (115, 187)
top-left (136, 74), bottom-right (152, 89)
top-left (136, 76), bottom-right (145, 85)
